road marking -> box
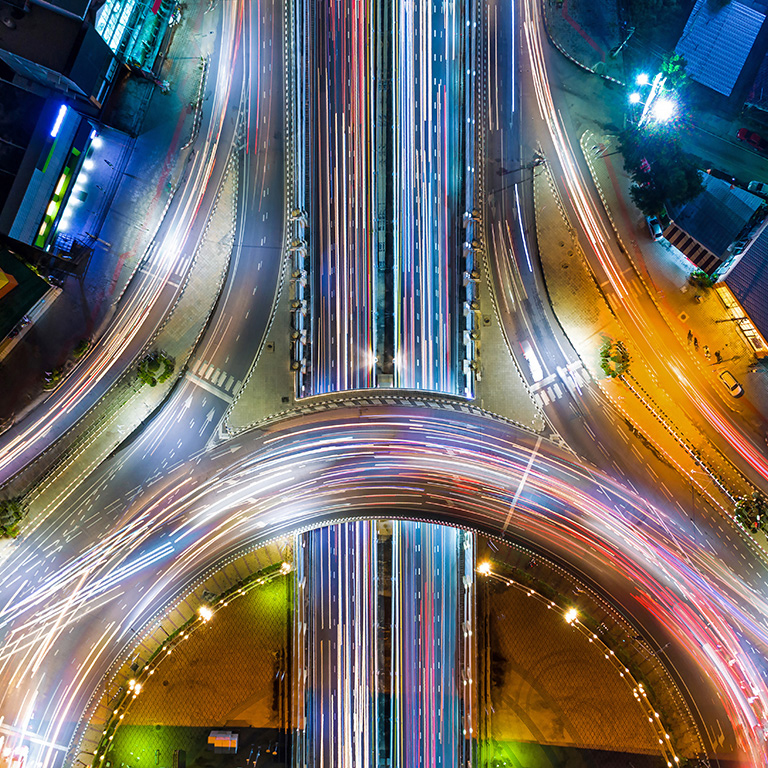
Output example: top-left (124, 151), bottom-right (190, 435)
top-left (502, 436), bottom-right (542, 534)
top-left (185, 371), bottom-right (234, 403)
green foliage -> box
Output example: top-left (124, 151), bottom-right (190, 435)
top-left (0, 497), bottom-right (27, 538)
top-left (599, 338), bottom-right (631, 378)
top-left (73, 339), bottom-right (90, 359)
top-left (660, 52), bottom-right (688, 91)
top-left (137, 351), bottom-right (175, 387)
top-left (42, 367), bottom-right (64, 391)
top-left (735, 492), bottom-right (768, 533)
top-left (620, 125), bottom-right (704, 218)
top-left (688, 269), bottom-right (715, 289)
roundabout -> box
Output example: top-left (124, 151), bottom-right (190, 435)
top-left (0, 404), bottom-right (765, 766)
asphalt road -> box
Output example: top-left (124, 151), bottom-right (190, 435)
top-left (1, 406), bottom-right (765, 765)
top-left (0, 0), bottom-right (767, 765)
top-left (0, 2), bottom-right (244, 489)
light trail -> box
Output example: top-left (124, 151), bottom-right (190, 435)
top-left (393, 0), bottom-right (463, 393)
top-left (522, 0), bottom-right (768, 488)
top-left (307, 0), bottom-right (377, 394)
top-left (0, 408), bottom-right (766, 765)
top-left (0, 0), bottom-right (242, 486)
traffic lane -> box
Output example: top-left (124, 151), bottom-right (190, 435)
top-left (5, 408), bottom-right (765, 762)
top-left (688, 124), bottom-right (768, 187)
top-left (308, 0), bottom-right (377, 395)
top-left (0, 6), bottom-right (244, 487)
top-left (582, 149), bottom-right (768, 490)
top-left (530, 30), bottom-right (768, 494)
top-left (488, 527), bottom-right (739, 759)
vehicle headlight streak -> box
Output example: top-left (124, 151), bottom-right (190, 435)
top-left (393, 0), bottom-right (461, 394)
top-left (0, 0), bottom-right (242, 483)
top-left (1, 410), bottom-right (767, 765)
top-left (523, 0), bottom-right (768, 489)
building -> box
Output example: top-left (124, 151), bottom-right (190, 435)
top-left (675, 0), bottom-right (766, 98)
top-left (0, 88), bottom-right (99, 250)
top-left (663, 173), bottom-right (767, 276)
top-left (0, 2), bottom-right (118, 110)
top-left (720, 224), bottom-right (768, 358)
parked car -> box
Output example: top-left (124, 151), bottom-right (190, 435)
top-left (737, 128), bottom-right (768, 152)
top-left (719, 370), bottom-right (743, 397)
top-left (646, 216), bottom-right (663, 241)
top-left (748, 180), bottom-right (768, 196)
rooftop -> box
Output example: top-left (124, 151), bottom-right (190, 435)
top-left (726, 223), bottom-right (768, 342)
top-left (676, 0), bottom-right (765, 97)
top-left (668, 173), bottom-right (764, 257)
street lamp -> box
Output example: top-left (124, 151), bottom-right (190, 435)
top-left (651, 97), bottom-right (676, 123)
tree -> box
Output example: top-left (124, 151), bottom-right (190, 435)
top-left (0, 497), bottom-right (27, 538)
top-left (688, 270), bottom-right (715, 289)
top-left (660, 52), bottom-right (688, 91)
top-left (599, 339), bottom-right (631, 378)
top-left (735, 492), bottom-right (768, 533)
top-left (620, 125), bottom-right (704, 218)
top-left (137, 351), bottom-right (175, 387)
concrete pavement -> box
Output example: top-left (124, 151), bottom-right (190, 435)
top-left (541, 0), bottom-right (625, 84)
top-left (583, 131), bottom-right (768, 425)
top-left (532, 149), bottom-right (760, 544)
top-left (8, 153), bottom-right (238, 520)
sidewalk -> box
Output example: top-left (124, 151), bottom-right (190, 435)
top-left (532, 158), bottom-right (755, 520)
top-left (583, 130), bottom-right (768, 430)
top-left (542, 0), bottom-right (625, 85)
top-left (11, 153), bottom-right (237, 512)
top-left (0, 0), bottom-right (211, 424)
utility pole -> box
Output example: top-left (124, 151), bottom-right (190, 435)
top-left (610, 26), bottom-right (635, 58)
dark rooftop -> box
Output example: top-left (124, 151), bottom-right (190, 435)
top-left (668, 174), bottom-right (764, 257)
top-left (0, 5), bottom-right (82, 74)
top-left (676, 0), bottom-right (765, 97)
top-left (32, 0), bottom-right (92, 20)
top-left (726, 224), bottom-right (768, 342)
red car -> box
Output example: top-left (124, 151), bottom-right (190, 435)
top-left (737, 128), bottom-right (768, 152)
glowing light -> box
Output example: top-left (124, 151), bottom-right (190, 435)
top-left (652, 98), bottom-right (676, 123)
top-left (50, 105), bottom-right (67, 138)
top-left (564, 607), bottom-right (579, 624)
top-left (476, 561), bottom-right (491, 575)
top-left (629, 92), bottom-right (642, 105)
top-left (636, 73), bottom-right (649, 86)
top-left (280, 561), bottom-right (292, 574)
top-left (198, 605), bottom-right (213, 622)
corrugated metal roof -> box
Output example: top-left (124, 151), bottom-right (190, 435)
top-left (676, 0), bottom-right (765, 96)
top-left (726, 225), bottom-right (768, 342)
top-left (668, 174), bottom-right (763, 259)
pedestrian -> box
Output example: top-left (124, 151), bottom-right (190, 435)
top-left (704, 345), bottom-right (710, 360)
top-left (694, 337), bottom-right (699, 350)
top-left (715, 350), bottom-right (722, 363)
top-left (687, 329), bottom-right (693, 344)
top-left (104, 159), bottom-right (114, 168)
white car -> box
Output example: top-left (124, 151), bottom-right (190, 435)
top-left (646, 216), bottom-right (663, 241)
top-left (719, 370), bottom-right (743, 397)
top-left (748, 180), bottom-right (767, 196)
